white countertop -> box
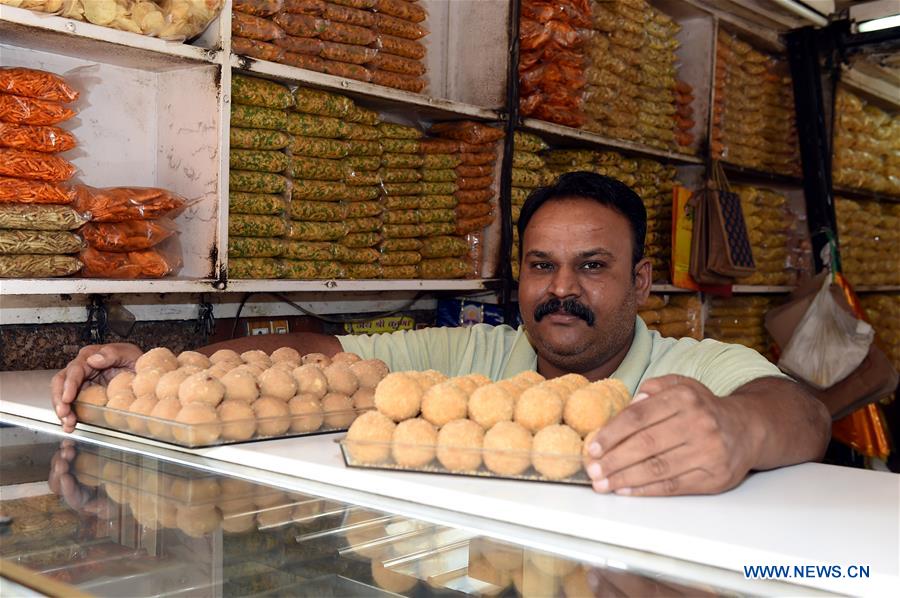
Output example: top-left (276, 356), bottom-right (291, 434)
top-left (2, 369), bottom-right (898, 596)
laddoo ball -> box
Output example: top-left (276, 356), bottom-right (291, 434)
top-left (515, 386), bottom-right (564, 433)
top-left (257, 367), bottom-right (297, 401)
top-left (173, 403), bottom-right (221, 446)
top-left (466, 373), bottom-right (493, 387)
top-left (217, 399), bottom-right (257, 441)
top-left (155, 366), bottom-right (202, 401)
top-left (392, 418), bottom-right (438, 467)
top-left (106, 371), bottom-right (135, 396)
top-left (209, 349), bottom-right (241, 364)
top-left (177, 350), bottom-right (211, 369)
top-left (436, 419), bottom-right (485, 472)
top-left (270, 347), bottom-right (301, 363)
top-left (468, 384), bottom-right (515, 430)
top-left (234, 362), bottom-right (265, 378)
top-left (419, 369), bottom-right (448, 387)
top-left (598, 378), bottom-right (632, 412)
top-left (169, 477), bottom-right (220, 502)
top-left (135, 347), bottom-right (178, 374)
top-left (483, 421), bottom-right (532, 476)
top-left (513, 370), bottom-right (546, 387)
top-left (350, 358), bottom-right (389, 389)
top-left (220, 368), bottom-right (259, 403)
top-left (292, 364), bottom-right (328, 399)
top-left (126, 395), bottom-right (158, 435)
top-left (147, 397), bottom-right (182, 441)
top-left (374, 372), bottom-right (423, 422)
top-left (563, 386), bottom-right (615, 438)
top-left (345, 410), bottom-right (396, 463)
top-left (554, 373), bottom-right (590, 393)
top-left (421, 381), bottom-right (468, 427)
top-left (253, 397), bottom-right (291, 436)
top-left (220, 510), bottom-right (256, 534)
top-left (287, 394), bottom-right (324, 432)
top-left (323, 362), bottom-right (359, 396)
top-left (271, 360), bottom-right (299, 374)
top-left (351, 387), bottom-right (375, 410)
top-left (495, 379), bottom-right (524, 401)
top-left (206, 360), bottom-right (240, 380)
top-left (176, 505), bottom-right (221, 537)
top-left (301, 352), bottom-right (331, 368)
top-left (331, 351), bottom-right (362, 365)
top-left (448, 376), bottom-right (478, 396)
top-left (531, 425), bottom-right (583, 480)
top-left (178, 372), bottom-right (225, 407)
top-left (73, 384), bottom-right (107, 424)
top-left (240, 349), bottom-right (271, 365)
top-left (132, 369), bottom-right (164, 400)
top-left (104, 393), bottom-right (136, 429)
top-left (321, 392), bottom-right (355, 428)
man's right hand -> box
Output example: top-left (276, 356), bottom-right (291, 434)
top-left (51, 343), bottom-right (143, 433)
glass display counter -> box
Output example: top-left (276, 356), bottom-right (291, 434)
top-left (0, 424), bottom-right (741, 597)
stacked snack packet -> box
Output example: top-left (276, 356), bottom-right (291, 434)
top-left (705, 295), bottom-right (775, 357)
top-left (833, 89), bottom-right (900, 197)
top-left (0, 67), bottom-right (83, 277)
top-left (733, 185), bottom-right (793, 287)
top-left (232, 0), bottom-right (429, 93)
top-left (228, 75), bottom-right (293, 279)
top-left (638, 294), bottom-right (701, 339)
top-left (509, 131), bottom-right (550, 280)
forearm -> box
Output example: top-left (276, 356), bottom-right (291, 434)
top-left (197, 332), bottom-right (343, 358)
top-left (731, 377), bottom-right (831, 471)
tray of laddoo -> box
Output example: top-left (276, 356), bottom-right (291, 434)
top-left (72, 346), bottom-right (389, 448)
top-left (340, 370), bottom-right (632, 485)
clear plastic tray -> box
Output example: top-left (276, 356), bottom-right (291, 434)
top-left (338, 439), bottom-right (591, 486)
top-left (74, 401), bottom-right (370, 448)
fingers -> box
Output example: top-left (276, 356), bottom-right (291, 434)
top-left (636, 374), bottom-right (700, 397)
top-left (587, 388), bottom-right (686, 457)
top-left (618, 468), bottom-right (721, 497)
top-left (587, 442), bottom-right (696, 494)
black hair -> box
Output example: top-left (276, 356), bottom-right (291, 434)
top-left (516, 171), bottom-right (647, 267)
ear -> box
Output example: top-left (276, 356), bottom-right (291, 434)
top-left (632, 257), bottom-right (652, 304)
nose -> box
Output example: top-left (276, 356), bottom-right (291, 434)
top-left (548, 265), bottom-right (581, 299)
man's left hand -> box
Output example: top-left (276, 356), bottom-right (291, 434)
top-left (584, 374), bottom-right (759, 496)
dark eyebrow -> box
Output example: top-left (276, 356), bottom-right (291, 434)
top-left (524, 248), bottom-right (617, 260)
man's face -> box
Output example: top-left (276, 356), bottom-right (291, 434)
top-left (518, 198), bottom-right (650, 375)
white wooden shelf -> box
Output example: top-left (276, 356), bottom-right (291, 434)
top-left (521, 118), bottom-right (705, 165)
top-left (731, 285), bottom-right (794, 293)
top-left (0, 278), bottom-right (500, 296)
top-left (231, 54), bottom-right (501, 123)
top-left (650, 284), bottom-right (697, 293)
top-left (0, 6), bottom-right (220, 69)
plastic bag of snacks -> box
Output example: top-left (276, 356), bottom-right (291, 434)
top-left (79, 238), bottom-right (183, 278)
top-left (72, 186), bottom-right (186, 222)
top-left (79, 218), bottom-right (178, 252)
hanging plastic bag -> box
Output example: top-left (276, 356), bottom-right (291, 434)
top-left (778, 275), bottom-right (874, 388)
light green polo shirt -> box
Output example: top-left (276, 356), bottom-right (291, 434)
top-left (338, 317), bottom-right (788, 397)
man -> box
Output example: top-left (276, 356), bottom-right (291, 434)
top-left (52, 172), bottom-right (831, 496)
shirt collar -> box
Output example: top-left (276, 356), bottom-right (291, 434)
top-left (610, 317), bottom-right (653, 394)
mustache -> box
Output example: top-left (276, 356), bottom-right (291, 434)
top-left (533, 297), bottom-right (596, 326)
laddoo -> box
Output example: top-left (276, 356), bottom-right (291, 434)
top-left (324, 362), bottom-right (359, 396)
top-left (177, 350), bottom-right (211, 369)
top-left (436, 419), bottom-right (485, 472)
top-left (563, 386), bottom-right (615, 438)
top-left (240, 349), bottom-right (271, 366)
top-left (106, 371), bottom-right (135, 396)
top-left (374, 372), bottom-right (423, 422)
top-left (392, 418), bottom-right (438, 467)
top-left (345, 410), bottom-right (396, 463)
top-left (321, 392), bottom-right (355, 428)
top-left (301, 352), bottom-right (332, 368)
top-left (349, 358), bottom-right (389, 389)
top-left (135, 347), bottom-right (178, 374)
top-left (73, 384), bottom-right (107, 423)
top-left (104, 392), bottom-right (136, 429)
top-left (221, 510), bottom-right (256, 534)
top-left (468, 384), bottom-right (515, 429)
top-left (176, 505), bottom-right (221, 537)
top-left (483, 421), bottom-right (532, 476)
top-left (235, 362), bottom-right (265, 377)
top-left (173, 403), bottom-right (221, 446)
top-left (466, 373), bottom-right (493, 387)
top-left (515, 386), bottom-right (564, 432)
top-left (271, 360), bottom-right (299, 373)
top-left (178, 372), bottom-right (225, 407)
top-left (495, 379), bottom-right (524, 400)
top-left (292, 364), bottom-right (328, 399)
top-left (147, 397), bottom-right (182, 440)
top-left (531, 425), bottom-right (583, 480)
top-left (169, 476), bottom-right (220, 502)
top-left (512, 370), bottom-right (546, 387)
top-left (287, 394), bottom-right (324, 432)
top-left (155, 366), bottom-right (202, 401)
top-left (421, 381), bottom-right (469, 427)
top-left (448, 376), bottom-right (478, 395)
top-left (217, 400), bottom-right (257, 441)
top-left (331, 351), bottom-right (362, 365)
top-left (253, 397), bottom-right (291, 436)
top-left (132, 369), bottom-right (164, 400)
top-left (220, 368), bottom-right (260, 403)
top-left (206, 360), bottom-right (240, 379)
top-left (209, 349), bottom-right (241, 364)
top-left (126, 395), bottom-right (158, 435)
top-left (554, 373), bottom-right (590, 393)
top-left (271, 347), bottom-right (301, 363)
top-left (257, 367), bottom-right (297, 401)
top-left (351, 387), bottom-right (375, 410)
top-left (596, 378), bottom-right (632, 412)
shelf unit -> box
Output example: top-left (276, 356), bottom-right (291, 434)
top-left (1, 1), bottom-right (897, 335)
